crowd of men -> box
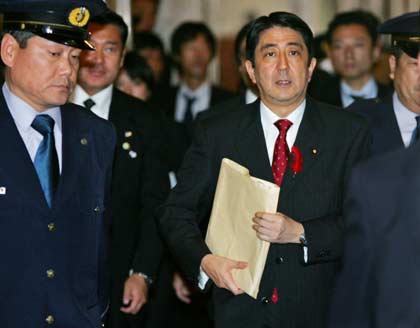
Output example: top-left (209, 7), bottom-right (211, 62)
top-left (0, 1), bottom-right (419, 328)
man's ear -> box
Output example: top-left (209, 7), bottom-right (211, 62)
top-left (119, 48), bottom-right (126, 69)
top-left (388, 54), bottom-right (396, 81)
top-left (372, 41), bottom-right (381, 62)
top-left (245, 59), bottom-right (257, 84)
top-left (307, 57), bottom-right (317, 82)
top-left (1, 33), bottom-right (20, 68)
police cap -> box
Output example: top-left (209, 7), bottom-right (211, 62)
top-left (378, 11), bottom-right (420, 58)
top-left (0, 0), bottom-right (108, 50)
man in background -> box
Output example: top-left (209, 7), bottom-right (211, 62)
top-left (309, 10), bottom-right (391, 107)
top-left (71, 10), bottom-right (169, 328)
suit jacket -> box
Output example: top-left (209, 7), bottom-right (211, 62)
top-left (329, 141), bottom-right (420, 328)
top-left (348, 95), bottom-right (404, 157)
top-left (157, 98), bottom-right (370, 328)
top-left (152, 85), bottom-right (234, 172)
top-left (106, 88), bottom-right (170, 327)
top-left (308, 74), bottom-right (392, 108)
top-left (0, 92), bottom-right (116, 328)
top-left (196, 93), bottom-right (247, 122)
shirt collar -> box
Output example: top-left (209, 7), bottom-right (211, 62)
top-left (340, 77), bottom-right (378, 99)
top-left (3, 82), bottom-right (62, 132)
top-left (245, 88), bottom-right (258, 104)
top-left (71, 84), bottom-right (113, 119)
top-left (393, 91), bottom-right (418, 124)
top-left (260, 98), bottom-right (306, 128)
top-left (179, 81), bottom-right (210, 99)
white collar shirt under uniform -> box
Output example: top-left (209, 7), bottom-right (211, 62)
top-left (174, 81), bottom-right (211, 122)
top-left (340, 77), bottom-right (378, 108)
top-left (393, 91), bottom-right (419, 148)
top-left (71, 84), bottom-right (113, 120)
top-left (3, 82), bottom-right (62, 172)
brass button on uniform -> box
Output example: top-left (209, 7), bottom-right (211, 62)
top-left (47, 223), bottom-right (55, 232)
top-left (46, 269), bottom-right (55, 279)
top-left (45, 315), bottom-right (54, 324)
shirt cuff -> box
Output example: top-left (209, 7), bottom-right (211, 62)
top-left (198, 266), bottom-right (210, 290)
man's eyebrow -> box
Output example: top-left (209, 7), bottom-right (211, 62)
top-left (259, 42), bottom-right (304, 51)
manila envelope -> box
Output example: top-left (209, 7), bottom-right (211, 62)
top-left (205, 158), bottom-right (280, 298)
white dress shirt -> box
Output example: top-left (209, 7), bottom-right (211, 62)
top-left (198, 99), bottom-right (307, 289)
top-left (245, 88), bottom-right (258, 105)
top-left (393, 92), bottom-right (419, 148)
top-left (71, 84), bottom-right (113, 120)
top-left (174, 81), bottom-right (211, 122)
top-left (3, 83), bottom-right (62, 172)
top-left (340, 77), bottom-right (378, 108)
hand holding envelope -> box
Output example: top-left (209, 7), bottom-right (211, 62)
top-left (205, 158), bottom-right (280, 299)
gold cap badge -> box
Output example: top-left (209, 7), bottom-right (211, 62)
top-left (68, 7), bottom-right (90, 27)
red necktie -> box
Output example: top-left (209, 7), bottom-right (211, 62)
top-left (272, 119), bottom-right (293, 186)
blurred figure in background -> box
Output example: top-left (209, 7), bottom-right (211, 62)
top-left (116, 51), bottom-right (155, 102)
top-left (309, 10), bottom-right (392, 107)
top-left (131, 0), bottom-right (159, 33)
top-left (133, 31), bottom-right (171, 90)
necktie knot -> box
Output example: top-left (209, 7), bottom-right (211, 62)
top-left (183, 94), bottom-right (197, 123)
top-left (350, 94), bottom-right (365, 101)
top-left (83, 98), bottom-right (95, 110)
top-left (31, 114), bottom-right (55, 136)
top-left (274, 119), bottom-right (293, 133)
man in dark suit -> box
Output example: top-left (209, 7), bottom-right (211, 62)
top-left (157, 12), bottom-right (370, 328)
top-left (154, 21), bottom-right (233, 173)
top-left (329, 12), bottom-right (420, 328)
top-left (309, 10), bottom-right (391, 107)
top-left (0, 1), bottom-right (114, 327)
top-left (348, 11), bottom-right (420, 157)
top-left (71, 10), bottom-right (169, 328)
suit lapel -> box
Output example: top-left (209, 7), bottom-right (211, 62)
top-left (233, 100), bottom-right (273, 183)
top-left (380, 96), bottom-right (405, 149)
top-left (0, 91), bottom-right (50, 211)
top-left (280, 98), bottom-right (322, 195)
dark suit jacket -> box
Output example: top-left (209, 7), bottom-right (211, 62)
top-left (157, 98), bottom-right (370, 328)
top-left (196, 93), bottom-right (247, 122)
top-left (329, 141), bottom-right (420, 328)
top-left (348, 95), bottom-right (404, 157)
top-left (106, 88), bottom-right (170, 327)
top-left (308, 74), bottom-right (392, 108)
top-left (152, 85), bottom-right (234, 172)
top-left (0, 92), bottom-right (115, 328)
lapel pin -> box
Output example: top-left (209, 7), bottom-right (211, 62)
top-left (122, 142), bottom-right (131, 150)
top-left (125, 131), bottom-right (133, 138)
top-left (312, 148), bottom-right (318, 155)
top-left (0, 186), bottom-right (6, 195)
top-left (129, 150), bottom-right (138, 159)
top-left (81, 138), bottom-right (88, 145)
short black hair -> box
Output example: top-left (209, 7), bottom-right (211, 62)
top-left (89, 10), bottom-right (128, 47)
top-left (0, 31), bottom-right (34, 49)
top-left (133, 31), bottom-right (165, 54)
top-left (122, 51), bottom-right (155, 92)
top-left (171, 21), bottom-right (216, 58)
top-left (234, 21), bottom-right (253, 66)
top-left (246, 12), bottom-right (314, 66)
top-left (326, 10), bottom-right (380, 45)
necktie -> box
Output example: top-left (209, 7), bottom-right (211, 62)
top-left (183, 95), bottom-right (196, 123)
top-left (31, 115), bottom-right (59, 208)
top-left (272, 119), bottom-right (293, 186)
top-left (83, 98), bottom-right (95, 110)
top-left (409, 116), bottom-right (420, 146)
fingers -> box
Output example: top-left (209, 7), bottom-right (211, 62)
top-left (201, 254), bottom-right (247, 295)
top-left (120, 276), bottom-right (147, 314)
top-left (173, 273), bottom-right (192, 304)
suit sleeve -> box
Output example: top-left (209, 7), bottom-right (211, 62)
top-left (156, 120), bottom-right (214, 285)
top-left (302, 119), bottom-right (372, 264)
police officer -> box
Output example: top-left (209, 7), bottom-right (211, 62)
top-left (329, 12), bottom-right (420, 328)
top-left (0, 1), bottom-right (115, 327)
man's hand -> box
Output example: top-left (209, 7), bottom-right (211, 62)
top-left (252, 212), bottom-right (304, 244)
top-left (173, 272), bottom-right (192, 304)
top-left (120, 274), bottom-right (148, 314)
top-left (201, 254), bottom-right (247, 295)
